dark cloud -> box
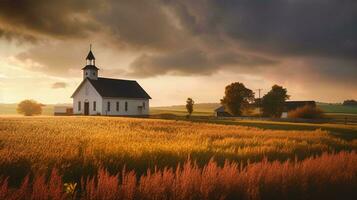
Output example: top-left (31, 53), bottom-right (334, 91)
top-left (52, 82), bottom-right (67, 89)
top-left (0, 0), bottom-right (356, 91)
top-left (129, 48), bottom-right (278, 77)
top-left (129, 48), bottom-right (215, 77)
top-left (166, 0), bottom-right (357, 59)
top-left (0, 0), bottom-right (100, 40)
top-left (96, 0), bottom-right (186, 50)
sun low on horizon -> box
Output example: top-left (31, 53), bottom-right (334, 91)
top-left (0, 0), bottom-right (357, 107)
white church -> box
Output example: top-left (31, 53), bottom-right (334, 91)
top-left (71, 48), bottom-right (151, 116)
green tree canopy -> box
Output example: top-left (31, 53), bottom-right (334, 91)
top-left (221, 82), bottom-right (255, 116)
top-left (262, 85), bottom-right (289, 117)
top-left (186, 98), bottom-right (195, 116)
top-left (17, 100), bottom-right (43, 116)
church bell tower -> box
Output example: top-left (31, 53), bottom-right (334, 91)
top-left (82, 44), bottom-right (99, 80)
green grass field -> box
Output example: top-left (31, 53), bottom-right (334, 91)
top-left (317, 103), bottom-right (357, 114)
top-left (150, 103), bottom-right (218, 116)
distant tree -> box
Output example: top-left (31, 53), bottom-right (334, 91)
top-left (343, 99), bottom-right (357, 106)
top-left (17, 100), bottom-right (43, 116)
top-left (221, 82), bottom-right (255, 116)
top-left (262, 85), bottom-right (289, 117)
top-left (186, 98), bottom-right (195, 116)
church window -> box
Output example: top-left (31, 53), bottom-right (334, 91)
top-left (78, 101), bottom-right (81, 111)
top-left (143, 102), bottom-right (145, 109)
top-left (107, 102), bottom-right (110, 111)
top-left (116, 102), bottom-right (119, 111)
top-left (125, 102), bottom-right (128, 112)
top-left (93, 101), bottom-right (96, 111)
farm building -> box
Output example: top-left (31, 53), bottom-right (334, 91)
top-left (281, 101), bottom-right (316, 118)
top-left (214, 106), bottom-right (232, 117)
top-left (71, 47), bottom-right (151, 116)
top-left (54, 106), bottom-right (73, 116)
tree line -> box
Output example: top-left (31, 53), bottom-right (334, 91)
top-left (221, 82), bottom-right (289, 117)
top-left (185, 82), bottom-right (290, 118)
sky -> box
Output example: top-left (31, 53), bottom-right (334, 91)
top-left (0, 0), bottom-right (356, 106)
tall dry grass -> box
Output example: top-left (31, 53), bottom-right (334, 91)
top-left (0, 152), bottom-right (356, 200)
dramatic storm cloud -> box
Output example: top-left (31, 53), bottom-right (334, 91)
top-left (0, 0), bottom-right (356, 104)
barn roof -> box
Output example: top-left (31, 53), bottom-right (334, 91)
top-left (284, 101), bottom-right (316, 111)
top-left (71, 77), bottom-right (151, 99)
top-left (214, 106), bottom-right (225, 112)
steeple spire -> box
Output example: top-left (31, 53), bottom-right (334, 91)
top-left (86, 44), bottom-right (95, 65)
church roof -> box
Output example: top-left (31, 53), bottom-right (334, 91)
top-left (82, 65), bottom-right (99, 70)
top-left (71, 77), bottom-right (151, 99)
top-left (86, 50), bottom-right (95, 60)
top-left (89, 78), bottom-right (151, 99)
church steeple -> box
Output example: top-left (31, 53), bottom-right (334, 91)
top-left (82, 44), bottom-right (99, 80)
top-left (86, 44), bottom-right (96, 65)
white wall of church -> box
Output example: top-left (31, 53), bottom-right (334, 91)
top-left (102, 98), bottom-right (149, 116)
top-left (72, 80), bottom-right (103, 115)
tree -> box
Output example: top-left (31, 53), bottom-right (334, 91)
top-left (261, 85), bottom-right (289, 117)
top-left (343, 99), bottom-right (357, 106)
top-left (221, 82), bottom-right (255, 116)
top-left (17, 100), bottom-right (43, 116)
top-left (186, 98), bottom-right (195, 116)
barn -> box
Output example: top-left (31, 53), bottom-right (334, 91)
top-left (214, 106), bottom-right (232, 117)
top-left (71, 48), bottom-right (151, 116)
top-left (281, 101), bottom-right (316, 118)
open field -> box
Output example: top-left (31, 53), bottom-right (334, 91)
top-left (150, 103), bottom-right (218, 116)
top-left (150, 115), bottom-right (357, 140)
top-left (2, 102), bottom-right (357, 116)
top-left (317, 103), bottom-right (357, 114)
top-left (0, 116), bottom-right (357, 199)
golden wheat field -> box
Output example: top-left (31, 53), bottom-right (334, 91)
top-left (0, 116), bottom-right (357, 199)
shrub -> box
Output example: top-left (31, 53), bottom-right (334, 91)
top-left (17, 100), bottom-right (43, 116)
top-left (288, 105), bottom-right (324, 119)
top-left (0, 152), bottom-right (356, 200)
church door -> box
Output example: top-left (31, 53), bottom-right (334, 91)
top-left (84, 102), bottom-right (89, 115)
